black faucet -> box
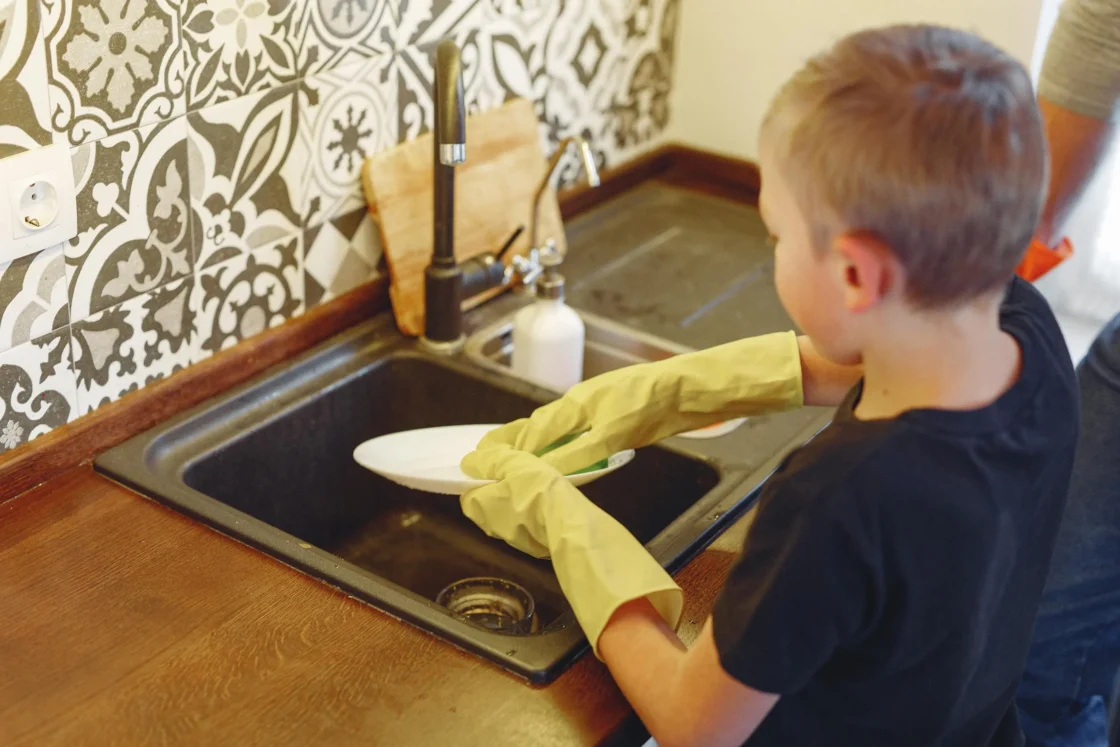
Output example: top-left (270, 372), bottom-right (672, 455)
top-left (422, 39), bottom-right (469, 352)
top-left (423, 39), bottom-right (511, 352)
top-left (421, 39), bottom-right (600, 354)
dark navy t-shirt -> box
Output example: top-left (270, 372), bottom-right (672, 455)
top-left (712, 278), bottom-right (1079, 746)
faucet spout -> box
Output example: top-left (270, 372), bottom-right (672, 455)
top-left (423, 39), bottom-right (467, 351)
top-left (435, 40), bottom-right (466, 167)
top-left (532, 137), bottom-right (600, 252)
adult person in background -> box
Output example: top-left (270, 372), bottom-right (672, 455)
top-left (1016, 1), bottom-right (1120, 745)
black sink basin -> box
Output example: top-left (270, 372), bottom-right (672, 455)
top-left (97, 319), bottom-right (756, 682)
top-left (182, 354), bottom-right (718, 633)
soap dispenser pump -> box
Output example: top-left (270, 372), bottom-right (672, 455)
top-left (511, 241), bottom-right (585, 392)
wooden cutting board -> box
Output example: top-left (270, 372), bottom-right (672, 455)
top-left (361, 98), bottom-right (566, 337)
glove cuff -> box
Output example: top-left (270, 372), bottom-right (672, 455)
top-left (580, 582), bottom-right (683, 660)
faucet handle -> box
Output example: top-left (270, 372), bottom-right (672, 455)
top-left (538, 239), bottom-right (563, 269)
top-left (506, 248), bottom-right (543, 287)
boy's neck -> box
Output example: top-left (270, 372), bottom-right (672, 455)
top-left (855, 298), bottom-right (1022, 421)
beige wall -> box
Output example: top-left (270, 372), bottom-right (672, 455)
top-left (671, 0), bottom-right (1046, 159)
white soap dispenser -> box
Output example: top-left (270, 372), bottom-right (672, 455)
top-left (511, 242), bottom-right (585, 392)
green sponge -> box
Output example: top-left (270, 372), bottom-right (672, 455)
top-left (534, 432), bottom-right (610, 475)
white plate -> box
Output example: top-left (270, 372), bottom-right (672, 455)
top-left (353, 424), bottom-right (635, 496)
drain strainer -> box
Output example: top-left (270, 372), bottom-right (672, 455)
top-left (437, 577), bottom-right (537, 634)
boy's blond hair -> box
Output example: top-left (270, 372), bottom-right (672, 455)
top-left (764, 25), bottom-right (1048, 306)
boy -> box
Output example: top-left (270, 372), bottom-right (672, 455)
top-left (461, 24), bottom-right (1079, 746)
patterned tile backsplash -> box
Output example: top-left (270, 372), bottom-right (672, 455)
top-left (0, 0), bottom-right (680, 454)
top-left (299, 54), bottom-right (399, 228)
top-left (68, 117), bottom-right (193, 319)
top-left (187, 81), bottom-right (304, 268)
top-left (0, 244), bottom-right (69, 349)
top-left (43, 0), bottom-right (188, 146)
top-left (194, 234), bottom-right (305, 358)
top-left (0, 327), bottom-right (77, 448)
top-left (0, 0), bottom-right (53, 157)
top-left (71, 273), bottom-right (196, 414)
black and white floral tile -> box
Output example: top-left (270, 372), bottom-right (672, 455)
top-left (394, 0), bottom-right (678, 179)
top-left (0, 327), bottom-right (76, 452)
top-left (296, 0), bottom-right (397, 77)
top-left (194, 235), bottom-right (304, 358)
top-left (187, 82), bottom-right (304, 269)
top-left (0, 0), bottom-right (54, 157)
top-left (299, 53), bottom-right (399, 228)
top-left (68, 118), bottom-right (193, 320)
top-left (41, 0), bottom-right (187, 146)
top-left (0, 0), bottom-right (679, 454)
top-left (70, 274), bottom-right (196, 415)
top-left (182, 0), bottom-right (300, 111)
top-left (0, 244), bottom-right (69, 350)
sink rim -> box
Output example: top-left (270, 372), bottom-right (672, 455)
top-left (94, 315), bottom-right (787, 683)
top-left (463, 306), bottom-right (696, 382)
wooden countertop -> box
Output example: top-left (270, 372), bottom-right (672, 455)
top-left (0, 467), bottom-right (745, 747)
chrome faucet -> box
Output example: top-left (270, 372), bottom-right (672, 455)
top-left (420, 40), bottom-right (601, 354)
top-left (531, 137), bottom-right (600, 254)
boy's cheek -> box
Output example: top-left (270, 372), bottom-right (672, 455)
top-left (776, 263), bottom-right (861, 365)
top-left (776, 253), bottom-right (829, 331)
top-left (799, 310), bottom-right (861, 366)
top-left (814, 334), bottom-right (863, 366)
top-left (773, 249), bottom-right (804, 321)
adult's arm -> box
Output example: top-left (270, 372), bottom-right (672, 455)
top-left (1034, 0), bottom-right (1120, 245)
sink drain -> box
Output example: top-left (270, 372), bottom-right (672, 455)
top-left (437, 577), bottom-right (537, 634)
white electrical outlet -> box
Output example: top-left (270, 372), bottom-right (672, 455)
top-left (12, 177), bottom-right (61, 236)
top-left (0, 144), bottom-right (78, 262)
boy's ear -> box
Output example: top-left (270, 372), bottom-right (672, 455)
top-left (832, 232), bottom-right (896, 312)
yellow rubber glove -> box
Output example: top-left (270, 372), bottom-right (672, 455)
top-left (460, 446), bottom-right (682, 658)
top-left (480, 331), bottom-right (803, 476)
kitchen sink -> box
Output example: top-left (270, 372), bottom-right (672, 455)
top-left (96, 315), bottom-right (761, 683)
top-left (95, 182), bottom-right (835, 683)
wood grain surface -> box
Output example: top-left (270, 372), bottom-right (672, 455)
top-left (0, 468), bottom-right (740, 747)
top-left (362, 98), bottom-right (566, 337)
top-left (658, 144), bottom-right (761, 205)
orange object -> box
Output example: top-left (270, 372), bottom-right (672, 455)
top-left (1016, 237), bottom-right (1073, 282)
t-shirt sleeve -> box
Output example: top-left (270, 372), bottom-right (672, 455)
top-left (711, 481), bottom-right (880, 694)
top-left (1003, 276), bottom-right (1077, 376)
top-left (1037, 0), bottom-right (1120, 121)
